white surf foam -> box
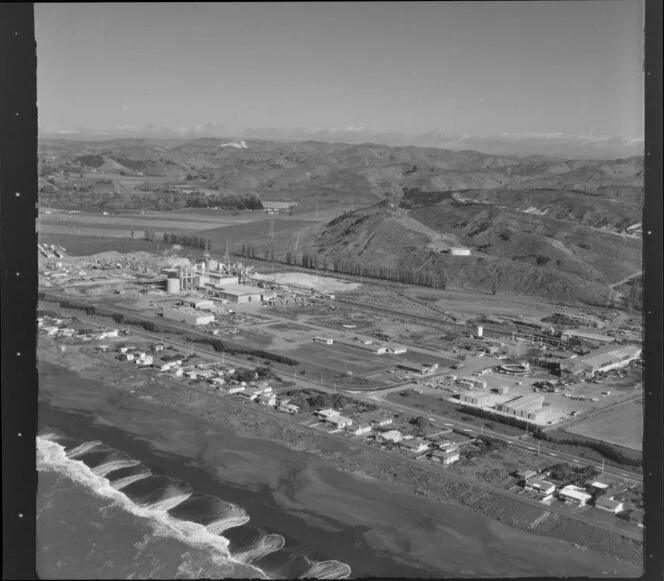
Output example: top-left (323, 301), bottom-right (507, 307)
top-left (300, 559), bottom-right (352, 579)
top-left (37, 437), bottom-right (268, 579)
top-left (143, 491), bottom-right (193, 513)
top-left (67, 440), bottom-right (103, 458)
top-left (112, 470), bottom-right (152, 491)
top-left (92, 459), bottom-right (141, 477)
top-left (234, 534), bottom-right (285, 564)
top-left (206, 505), bottom-right (251, 535)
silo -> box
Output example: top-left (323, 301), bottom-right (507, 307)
top-left (166, 278), bottom-right (180, 294)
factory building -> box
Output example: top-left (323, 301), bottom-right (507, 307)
top-left (455, 377), bottom-right (487, 390)
top-left (559, 344), bottom-right (642, 377)
top-left (216, 284), bottom-right (263, 304)
top-left (162, 306), bottom-right (214, 326)
top-left (561, 330), bottom-right (615, 344)
top-left (497, 394), bottom-right (545, 416)
top-left (460, 392), bottom-right (496, 406)
top-left (313, 336), bottom-right (335, 345)
top-left (397, 362), bottom-right (439, 376)
top-left (181, 297), bottom-right (215, 311)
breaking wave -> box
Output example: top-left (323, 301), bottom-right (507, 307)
top-left (300, 559), bottom-right (352, 579)
top-left (37, 435), bottom-right (352, 579)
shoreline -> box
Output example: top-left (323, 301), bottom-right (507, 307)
top-left (37, 348), bottom-right (643, 576)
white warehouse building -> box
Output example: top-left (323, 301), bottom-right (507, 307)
top-left (162, 306), bottom-right (215, 326)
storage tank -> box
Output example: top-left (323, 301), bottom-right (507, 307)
top-left (166, 278), bottom-right (180, 294)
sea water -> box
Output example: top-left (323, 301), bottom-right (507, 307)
top-left (37, 431), bottom-right (351, 579)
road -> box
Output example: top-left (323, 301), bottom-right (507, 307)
top-left (73, 343), bottom-right (643, 543)
top-left (49, 292), bottom-right (643, 486)
top-left (610, 271), bottom-right (642, 290)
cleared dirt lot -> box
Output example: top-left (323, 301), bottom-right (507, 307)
top-left (563, 398), bottom-right (643, 452)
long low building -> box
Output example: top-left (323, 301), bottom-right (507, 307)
top-left (497, 394), bottom-right (545, 416)
top-left (162, 306), bottom-right (215, 326)
top-left (216, 283), bottom-right (263, 304)
top-left (560, 344), bottom-right (642, 377)
top-left (561, 330), bottom-right (615, 344)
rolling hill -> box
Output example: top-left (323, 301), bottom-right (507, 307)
top-left (39, 137), bottom-right (643, 305)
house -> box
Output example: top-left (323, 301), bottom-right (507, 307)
top-left (98, 329), bottom-right (119, 339)
top-left (279, 403), bottom-right (300, 414)
top-left (313, 336), bottom-right (335, 345)
top-left (515, 470), bottom-right (538, 483)
top-left (379, 430), bottom-right (403, 443)
top-left (42, 325), bottom-right (59, 337)
top-left (437, 441), bottom-right (458, 453)
top-left (558, 485), bottom-right (592, 507)
top-left (120, 353), bottom-right (135, 362)
top-left (241, 387), bottom-right (263, 400)
top-left (594, 497), bottom-right (624, 514)
top-left (226, 385), bottom-right (245, 395)
top-left (315, 409), bottom-right (340, 421)
top-left (96, 345), bottom-right (111, 353)
top-left (153, 358), bottom-right (176, 371)
top-left (171, 367), bottom-right (184, 377)
top-left (589, 481), bottom-right (610, 493)
top-left (350, 423), bottom-right (372, 436)
top-left (431, 449), bottom-right (460, 465)
top-left (134, 351), bottom-right (147, 360)
top-left (210, 377), bottom-right (226, 387)
top-left (525, 478), bottom-right (556, 496)
top-left (399, 438), bottom-right (430, 454)
top-left (366, 413), bottom-right (393, 426)
top-left (118, 346), bottom-right (135, 354)
top-left (136, 355), bottom-right (154, 366)
top-left (152, 344), bottom-right (165, 352)
top-left (327, 415), bottom-right (353, 429)
top-left (257, 393), bottom-right (277, 407)
top-left (185, 371), bottom-right (198, 380)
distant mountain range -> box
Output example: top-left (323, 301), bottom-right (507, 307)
top-left (39, 124), bottom-right (643, 160)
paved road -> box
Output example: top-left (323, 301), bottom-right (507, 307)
top-left (47, 290), bottom-right (643, 486)
top-left (74, 343), bottom-right (643, 543)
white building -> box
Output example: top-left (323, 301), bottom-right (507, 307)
top-left (594, 496), bottom-right (624, 514)
top-left (399, 438), bottom-right (430, 454)
top-left (558, 485), bottom-right (592, 507)
top-left (350, 423), bottom-right (372, 436)
top-left (99, 329), bottom-right (119, 339)
top-left (136, 355), bottom-right (154, 366)
top-left (162, 306), bottom-right (215, 326)
top-left (379, 430), bottom-right (403, 443)
top-left (42, 325), bottom-right (59, 337)
top-left (279, 403), bottom-right (300, 414)
top-left (327, 415), bottom-right (353, 428)
top-left (217, 284), bottom-right (262, 304)
top-left (431, 449), bottom-right (460, 465)
top-left (315, 409), bottom-right (340, 421)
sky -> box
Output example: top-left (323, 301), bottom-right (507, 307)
top-left (36, 1), bottom-right (644, 139)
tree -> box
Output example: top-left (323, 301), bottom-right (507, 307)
top-left (411, 416), bottom-right (428, 429)
top-left (331, 393), bottom-right (347, 410)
